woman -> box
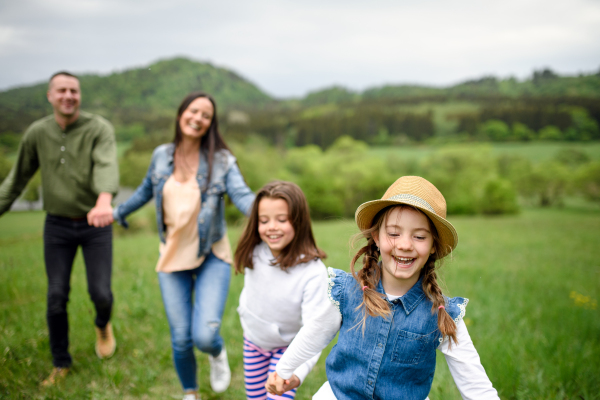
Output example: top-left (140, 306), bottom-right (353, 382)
top-left (113, 92), bottom-right (255, 400)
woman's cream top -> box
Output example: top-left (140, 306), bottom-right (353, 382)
top-left (155, 175), bottom-right (232, 273)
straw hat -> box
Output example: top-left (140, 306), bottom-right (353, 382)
top-left (355, 176), bottom-right (458, 257)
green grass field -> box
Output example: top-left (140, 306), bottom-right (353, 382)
top-left (1, 208), bottom-right (599, 399)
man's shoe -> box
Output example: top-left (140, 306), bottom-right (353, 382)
top-left (208, 347), bottom-right (231, 393)
top-left (95, 322), bottom-right (116, 359)
top-left (182, 393), bottom-right (200, 400)
top-left (41, 367), bottom-right (69, 387)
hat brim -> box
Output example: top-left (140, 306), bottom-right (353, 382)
top-left (355, 199), bottom-right (458, 258)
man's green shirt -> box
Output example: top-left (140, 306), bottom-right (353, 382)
top-left (0, 111), bottom-right (119, 217)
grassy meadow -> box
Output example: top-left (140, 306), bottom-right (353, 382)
top-left (1, 207), bottom-right (599, 400)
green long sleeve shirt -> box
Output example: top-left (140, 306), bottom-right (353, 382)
top-left (0, 111), bottom-right (119, 217)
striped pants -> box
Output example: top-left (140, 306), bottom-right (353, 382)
top-left (243, 337), bottom-right (297, 400)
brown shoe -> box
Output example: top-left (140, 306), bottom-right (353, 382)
top-left (95, 322), bottom-right (116, 359)
top-left (41, 367), bottom-right (69, 387)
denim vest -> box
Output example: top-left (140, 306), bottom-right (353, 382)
top-left (326, 268), bottom-right (467, 400)
top-left (113, 143), bottom-right (255, 257)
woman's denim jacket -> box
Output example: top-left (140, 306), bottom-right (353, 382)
top-left (326, 268), bottom-right (467, 400)
top-left (113, 143), bottom-right (255, 257)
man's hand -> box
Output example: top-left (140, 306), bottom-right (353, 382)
top-left (87, 192), bottom-right (114, 227)
top-left (266, 372), bottom-right (300, 396)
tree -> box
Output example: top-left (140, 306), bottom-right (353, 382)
top-left (479, 120), bottom-right (511, 141)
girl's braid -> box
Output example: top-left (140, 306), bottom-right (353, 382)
top-left (421, 258), bottom-right (458, 347)
top-left (351, 238), bottom-right (391, 329)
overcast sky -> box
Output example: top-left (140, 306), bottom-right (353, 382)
top-left (1, 0), bottom-right (599, 98)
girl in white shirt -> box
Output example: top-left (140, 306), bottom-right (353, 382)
top-left (267, 176), bottom-right (499, 400)
top-left (234, 181), bottom-right (328, 400)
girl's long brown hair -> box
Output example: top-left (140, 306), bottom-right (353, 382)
top-left (234, 181), bottom-right (326, 273)
top-left (350, 205), bottom-right (458, 347)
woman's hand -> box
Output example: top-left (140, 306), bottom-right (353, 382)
top-left (266, 371), bottom-right (300, 395)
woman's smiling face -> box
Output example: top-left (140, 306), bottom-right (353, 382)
top-left (374, 206), bottom-right (435, 296)
top-left (178, 97), bottom-right (214, 141)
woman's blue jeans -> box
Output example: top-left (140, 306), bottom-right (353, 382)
top-left (158, 251), bottom-right (231, 391)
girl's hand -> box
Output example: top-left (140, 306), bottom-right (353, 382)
top-left (266, 372), bottom-right (300, 395)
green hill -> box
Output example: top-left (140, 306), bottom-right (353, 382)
top-left (0, 57), bottom-right (273, 136)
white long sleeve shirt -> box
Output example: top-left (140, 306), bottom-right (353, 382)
top-left (238, 241), bottom-right (327, 383)
top-left (276, 272), bottom-right (499, 400)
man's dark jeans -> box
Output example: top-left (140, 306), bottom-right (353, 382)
top-left (44, 214), bottom-right (113, 368)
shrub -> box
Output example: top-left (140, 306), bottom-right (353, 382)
top-left (553, 148), bottom-right (590, 169)
top-left (282, 136), bottom-right (393, 219)
top-left (564, 109), bottom-right (600, 141)
top-left (115, 123), bottom-right (146, 142)
top-left (479, 120), bottom-right (511, 141)
top-left (538, 125), bottom-right (563, 141)
top-left (420, 146), bottom-right (496, 214)
top-left (520, 161), bottom-right (569, 206)
top-left (225, 202), bottom-right (245, 224)
top-left (496, 154), bottom-right (535, 200)
top-left (575, 161), bottom-right (600, 202)
top-left (512, 122), bottom-right (536, 141)
top-left (230, 135), bottom-right (285, 191)
top-left (480, 178), bottom-right (519, 215)
top-left (119, 151), bottom-right (153, 188)
top-left (0, 132), bottom-right (21, 152)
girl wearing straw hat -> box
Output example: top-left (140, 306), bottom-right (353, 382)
top-left (266, 176), bottom-right (499, 399)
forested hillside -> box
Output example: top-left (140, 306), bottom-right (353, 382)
top-left (1, 59), bottom-right (599, 151)
top-left (237, 69), bottom-right (600, 148)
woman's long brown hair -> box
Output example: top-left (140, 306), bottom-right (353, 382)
top-left (234, 181), bottom-right (326, 273)
top-left (350, 205), bottom-right (458, 347)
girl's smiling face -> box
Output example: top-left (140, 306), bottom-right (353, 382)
top-left (374, 206), bottom-right (435, 296)
top-left (258, 197), bottom-right (295, 257)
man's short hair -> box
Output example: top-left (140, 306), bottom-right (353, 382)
top-left (49, 71), bottom-right (79, 88)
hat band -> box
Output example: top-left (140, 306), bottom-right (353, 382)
top-left (387, 194), bottom-right (435, 214)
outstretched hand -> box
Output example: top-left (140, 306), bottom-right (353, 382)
top-left (266, 371), bottom-right (300, 396)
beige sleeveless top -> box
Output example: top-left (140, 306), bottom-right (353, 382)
top-left (155, 175), bottom-right (232, 273)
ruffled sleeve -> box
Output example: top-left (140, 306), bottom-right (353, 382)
top-left (327, 267), bottom-right (346, 318)
top-left (445, 296), bottom-right (469, 325)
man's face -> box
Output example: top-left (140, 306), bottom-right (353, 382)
top-left (47, 75), bottom-right (81, 118)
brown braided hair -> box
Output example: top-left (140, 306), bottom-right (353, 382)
top-left (350, 205), bottom-right (458, 347)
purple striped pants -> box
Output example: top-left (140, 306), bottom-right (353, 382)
top-left (243, 337), bottom-right (297, 400)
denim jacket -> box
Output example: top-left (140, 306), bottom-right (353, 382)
top-left (113, 143), bottom-right (255, 257)
top-left (326, 268), bottom-right (467, 400)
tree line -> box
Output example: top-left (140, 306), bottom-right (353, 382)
top-left (1, 60), bottom-right (600, 153)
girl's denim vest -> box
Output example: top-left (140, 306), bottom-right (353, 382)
top-left (113, 143), bottom-right (255, 257)
top-left (326, 268), bottom-right (468, 400)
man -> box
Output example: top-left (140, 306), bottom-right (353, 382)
top-left (0, 72), bottom-right (119, 386)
